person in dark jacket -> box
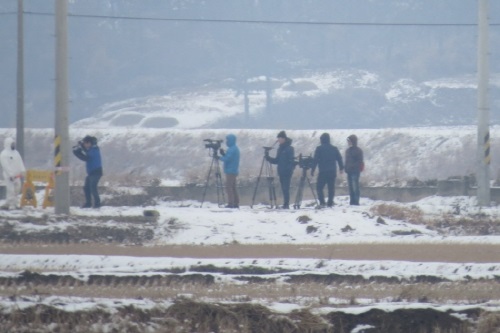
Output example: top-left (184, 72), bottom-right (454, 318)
top-left (344, 134), bottom-right (364, 205)
top-left (219, 134), bottom-right (240, 208)
top-left (73, 135), bottom-right (103, 208)
top-left (311, 133), bottom-right (344, 207)
top-left (265, 130), bottom-right (295, 209)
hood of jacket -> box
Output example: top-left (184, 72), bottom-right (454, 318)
top-left (347, 134), bottom-right (358, 146)
top-left (3, 137), bottom-right (14, 151)
top-left (280, 137), bottom-right (292, 147)
top-left (226, 134), bottom-right (237, 147)
top-left (320, 133), bottom-right (330, 145)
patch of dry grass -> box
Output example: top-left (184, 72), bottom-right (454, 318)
top-left (477, 311), bottom-right (500, 333)
top-left (370, 203), bottom-right (425, 224)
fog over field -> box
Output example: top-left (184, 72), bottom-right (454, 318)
top-left (0, 0), bottom-right (499, 129)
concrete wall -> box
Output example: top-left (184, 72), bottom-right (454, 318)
top-left (3, 181), bottom-right (500, 207)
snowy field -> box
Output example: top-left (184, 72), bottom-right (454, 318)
top-left (1, 195), bottom-right (499, 246)
top-left (0, 195), bottom-right (499, 319)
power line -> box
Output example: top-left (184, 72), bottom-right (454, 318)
top-left (19, 11), bottom-right (500, 27)
top-left (0, 11), bottom-right (16, 16)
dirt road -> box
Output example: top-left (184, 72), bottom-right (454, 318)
top-left (0, 243), bottom-right (498, 263)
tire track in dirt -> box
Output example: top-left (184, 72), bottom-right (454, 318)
top-left (0, 243), bottom-right (499, 262)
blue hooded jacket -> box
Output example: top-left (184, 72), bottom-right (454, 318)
top-left (73, 143), bottom-right (103, 176)
top-left (219, 134), bottom-right (240, 175)
top-left (86, 145), bottom-right (103, 175)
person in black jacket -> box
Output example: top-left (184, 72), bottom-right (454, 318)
top-left (265, 130), bottom-right (295, 209)
top-left (311, 133), bottom-right (344, 208)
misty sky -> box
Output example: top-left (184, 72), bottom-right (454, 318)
top-left (0, 0), bottom-right (499, 128)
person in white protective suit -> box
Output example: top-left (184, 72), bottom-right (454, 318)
top-left (0, 137), bottom-right (26, 210)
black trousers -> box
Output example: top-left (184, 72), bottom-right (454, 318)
top-left (316, 170), bottom-right (336, 206)
top-left (279, 172), bottom-right (292, 207)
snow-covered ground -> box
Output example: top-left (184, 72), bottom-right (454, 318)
top-left (1, 195), bottom-right (499, 246)
top-left (0, 193), bottom-right (499, 330)
top-left (0, 195), bottom-right (499, 281)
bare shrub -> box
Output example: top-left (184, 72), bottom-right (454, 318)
top-left (184, 164), bottom-right (209, 185)
top-left (297, 215), bottom-right (312, 224)
top-left (477, 311), bottom-right (500, 333)
top-left (370, 203), bottom-right (424, 224)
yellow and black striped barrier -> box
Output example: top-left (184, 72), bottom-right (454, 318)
top-left (54, 135), bottom-right (62, 175)
top-left (484, 131), bottom-right (491, 165)
top-left (20, 170), bottom-right (55, 208)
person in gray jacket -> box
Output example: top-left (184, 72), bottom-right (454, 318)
top-left (344, 134), bottom-right (364, 205)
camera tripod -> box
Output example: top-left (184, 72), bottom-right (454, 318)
top-left (293, 166), bottom-right (318, 209)
top-left (200, 150), bottom-right (225, 208)
top-left (251, 152), bottom-right (278, 209)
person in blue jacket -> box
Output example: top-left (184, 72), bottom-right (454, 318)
top-left (73, 135), bottom-right (103, 208)
top-left (218, 134), bottom-right (240, 208)
top-left (265, 130), bottom-right (295, 209)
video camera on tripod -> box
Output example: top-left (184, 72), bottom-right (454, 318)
top-left (203, 139), bottom-right (223, 157)
top-left (250, 145), bottom-right (278, 208)
top-left (201, 138), bottom-right (225, 207)
top-left (295, 154), bottom-right (315, 170)
top-left (293, 153), bottom-right (318, 209)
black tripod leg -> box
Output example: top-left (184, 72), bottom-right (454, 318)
top-left (270, 181), bottom-right (277, 208)
top-left (266, 162), bottom-right (278, 209)
top-left (215, 159), bottom-right (225, 207)
top-left (201, 157), bottom-right (215, 207)
top-left (294, 174), bottom-right (306, 209)
top-left (307, 176), bottom-right (319, 206)
top-left (251, 157), bottom-right (266, 208)
top-left (266, 162), bottom-right (278, 208)
top-left (266, 177), bottom-right (276, 208)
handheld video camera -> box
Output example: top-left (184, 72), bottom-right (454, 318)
top-left (74, 136), bottom-right (98, 150)
top-left (295, 154), bottom-right (315, 170)
top-left (72, 139), bottom-right (84, 151)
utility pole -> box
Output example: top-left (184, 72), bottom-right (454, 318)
top-left (265, 75), bottom-right (272, 113)
top-left (477, 0), bottom-right (491, 206)
top-left (244, 80), bottom-right (249, 123)
top-left (16, 0), bottom-right (24, 159)
top-left (54, 0), bottom-right (70, 214)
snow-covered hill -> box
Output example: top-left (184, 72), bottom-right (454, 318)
top-left (1, 125), bottom-right (499, 185)
top-left (72, 71), bottom-right (500, 130)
